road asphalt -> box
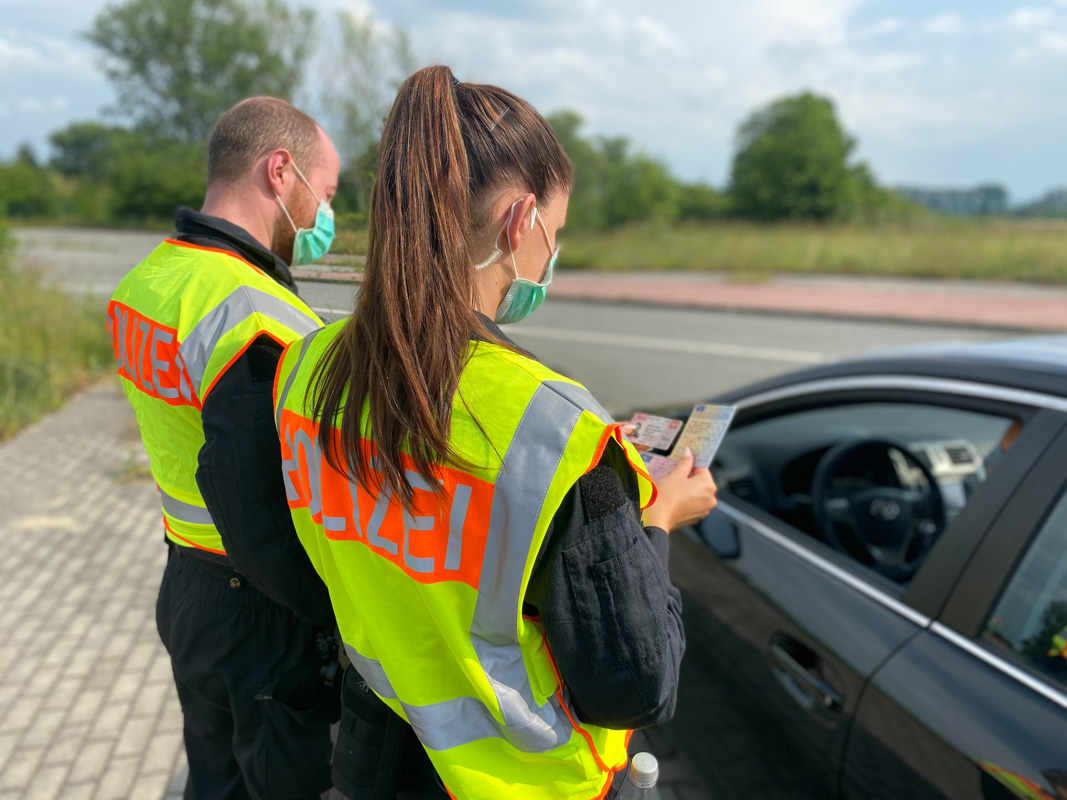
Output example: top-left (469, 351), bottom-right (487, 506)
top-left (2, 226), bottom-right (1063, 799)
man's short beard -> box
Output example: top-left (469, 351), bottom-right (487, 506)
top-left (272, 212), bottom-right (297, 265)
top-left (271, 191), bottom-right (317, 266)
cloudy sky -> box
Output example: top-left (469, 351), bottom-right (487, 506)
top-left (4, 0), bottom-right (1067, 203)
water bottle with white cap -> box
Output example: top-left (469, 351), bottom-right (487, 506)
top-left (620, 751), bottom-right (660, 799)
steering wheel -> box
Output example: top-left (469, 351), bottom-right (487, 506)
top-left (811, 438), bottom-right (946, 582)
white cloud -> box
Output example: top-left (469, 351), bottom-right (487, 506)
top-left (0, 30), bottom-right (96, 76)
top-left (1040, 31), bottom-right (1067, 51)
top-left (921, 12), bottom-right (966, 35)
top-left (855, 17), bottom-right (904, 39)
top-left (1009, 6), bottom-right (1056, 29)
top-left (17, 96), bottom-right (69, 113)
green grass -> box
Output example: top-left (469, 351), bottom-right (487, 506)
top-left (0, 244), bottom-right (114, 440)
top-left (332, 227), bottom-right (369, 260)
top-left (329, 217), bottom-right (1067, 283)
top-left (556, 219), bottom-right (1067, 283)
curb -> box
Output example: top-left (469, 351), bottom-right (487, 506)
top-left (292, 271), bottom-right (1055, 334)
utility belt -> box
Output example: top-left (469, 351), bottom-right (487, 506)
top-left (169, 540), bottom-right (246, 585)
top-left (333, 664), bottom-right (447, 800)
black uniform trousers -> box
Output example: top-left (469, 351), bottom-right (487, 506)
top-left (156, 550), bottom-right (335, 800)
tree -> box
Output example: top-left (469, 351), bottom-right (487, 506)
top-left (729, 92), bottom-right (856, 221)
top-left (86, 0), bottom-right (315, 144)
top-left (548, 110), bottom-right (609, 230)
top-left (321, 10), bottom-right (415, 213)
top-left (0, 148), bottom-right (62, 218)
top-left (49, 122), bottom-right (128, 179)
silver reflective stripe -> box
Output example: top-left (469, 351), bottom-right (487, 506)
top-left (159, 489), bottom-right (214, 526)
top-left (343, 643), bottom-right (397, 700)
top-left (275, 331), bottom-right (319, 431)
top-left (277, 332), bottom-right (321, 502)
top-left (179, 287), bottom-right (320, 397)
top-left (544, 380), bottom-right (615, 425)
top-left (344, 642), bottom-right (565, 753)
top-left (340, 384), bottom-right (598, 754)
top-left (468, 383), bottom-right (580, 752)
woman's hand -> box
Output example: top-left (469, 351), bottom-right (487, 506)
top-left (642, 448), bottom-right (718, 532)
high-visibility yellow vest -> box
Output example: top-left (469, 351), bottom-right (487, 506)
top-left (107, 238), bottom-right (322, 555)
top-left (274, 321), bottom-right (658, 800)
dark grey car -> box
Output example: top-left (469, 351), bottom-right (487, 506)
top-left (656, 338), bottom-right (1067, 800)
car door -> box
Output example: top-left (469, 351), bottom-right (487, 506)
top-left (659, 381), bottom-right (1050, 800)
top-left (842, 412), bottom-right (1067, 800)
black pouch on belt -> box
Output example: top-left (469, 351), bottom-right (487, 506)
top-left (333, 664), bottom-right (408, 800)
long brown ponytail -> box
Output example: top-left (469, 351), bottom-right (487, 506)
top-left (311, 66), bottom-right (572, 507)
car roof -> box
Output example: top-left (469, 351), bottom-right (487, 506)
top-left (718, 336), bottom-right (1067, 405)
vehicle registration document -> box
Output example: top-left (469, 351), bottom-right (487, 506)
top-left (669, 404), bottom-right (737, 468)
top-left (626, 405), bottom-right (737, 479)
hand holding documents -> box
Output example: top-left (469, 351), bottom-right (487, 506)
top-left (626, 404), bottom-right (737, 481)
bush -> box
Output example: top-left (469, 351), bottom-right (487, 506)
top-left (0, 213), bottom-right (114, 439)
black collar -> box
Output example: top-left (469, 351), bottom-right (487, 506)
top-left (173, 207), bottom-right (298, 293)
top-left (473, 311), bottom-right (538, 360)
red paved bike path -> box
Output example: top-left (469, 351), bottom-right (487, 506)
top-left (292, 268), bottom-right (1067, 332)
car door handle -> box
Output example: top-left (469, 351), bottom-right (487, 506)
top-left (769, 638), bottom-right (844, 714)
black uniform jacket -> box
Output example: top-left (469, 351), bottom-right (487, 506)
top-left (192, 210), bottom-right (684, 730)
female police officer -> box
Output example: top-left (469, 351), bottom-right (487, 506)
top-left (272, 66), bottom-right (718, 799)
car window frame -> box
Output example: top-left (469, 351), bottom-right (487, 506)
top-left (938, 422), bottom-right (1067, 639)
top-left (715, 375), bottom-right (1067, 619)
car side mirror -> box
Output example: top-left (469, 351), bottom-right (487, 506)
top-left (698, 512), bottom-right (741, 560)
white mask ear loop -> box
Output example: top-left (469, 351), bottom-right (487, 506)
top-left (274, 161), bottom-right (315, 233)
top-left (473, 198), bottom-right (532, 272)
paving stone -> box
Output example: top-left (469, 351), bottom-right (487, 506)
top-left (0, 748), bottom-right (45, 790)
top-left (64, 689), bottom-right (107, 726)
top-left (67, 740), bottom-right (112, 784)
top-left (42, 678), bottom-right (84, 713)
top-left (45, 781), bottom-right (96, 800)
top-left (139, 731), bottom-right (183, 775)
top-left (91, 755), bottom-right (139, 800)
top-left (113, 716), bottom-right (156, 759)
top-left (105, 671), bottom-right (142, 706)
top-left (87, 701), bottom-right (133, 743)
top-left (19, 763), bottom-right (68, 800)
top-left (39, 722), bottom-right (89, 767)
top-left (0, 734), bottom-right (19, 774)
top-left (126, 773), bottom-right (173, 800)
top-left (0, 696), bottom-right (43, 733)
top-left (18, 710), bottom-right (66, 750)
top-left (0, 385), bottom-right (189, 797)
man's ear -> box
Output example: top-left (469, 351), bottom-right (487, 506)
top-left (264, 148), bottom-right (293, 196)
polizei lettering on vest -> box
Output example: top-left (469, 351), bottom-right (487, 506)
top-left (279, 409), bottom-right (493, 589)
top-left (107, 300), bottom-right (199, 409)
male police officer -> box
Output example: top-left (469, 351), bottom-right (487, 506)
top-left (107, 97), bottom-right (339, 800)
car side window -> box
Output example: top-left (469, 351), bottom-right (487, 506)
top-left (983, 490), bottom-right (1067, 691)
top-left (715, 401), bottom-right (1019, 586)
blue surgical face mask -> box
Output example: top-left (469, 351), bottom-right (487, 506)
top-left (473, 199), bottom-right (559, 325)
top-left (275, 162), bottom-right (335, 266)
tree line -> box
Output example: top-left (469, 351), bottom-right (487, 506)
top-left (0, 0), bottom-right (925, 231)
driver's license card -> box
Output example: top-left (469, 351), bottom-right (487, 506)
top-left (669, 404), bottom-right (737, 468)
top-left (640, 452), bottom-right (677, 481)
top-left (627, 413), bottom-right (683, 451)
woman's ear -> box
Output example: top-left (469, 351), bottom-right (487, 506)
top-left (506, 193), bottom-right (537, 251)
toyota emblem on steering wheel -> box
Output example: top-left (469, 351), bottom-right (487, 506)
top-left (870, 498), bottom-right (902, 521)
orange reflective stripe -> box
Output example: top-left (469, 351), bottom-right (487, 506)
top-left (199, 330), bottom-right (286, 402)
top-left (280, 409), bottom-right (495, 589)
top-left (540, 627), bottom-right (630, 775)
top-left (107, 300), bottom-right (199, 409)
top-left (163, 518), bottom-right (227, 555)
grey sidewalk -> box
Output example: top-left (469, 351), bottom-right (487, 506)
top-left (0, 380), bottom-right (187, 799)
